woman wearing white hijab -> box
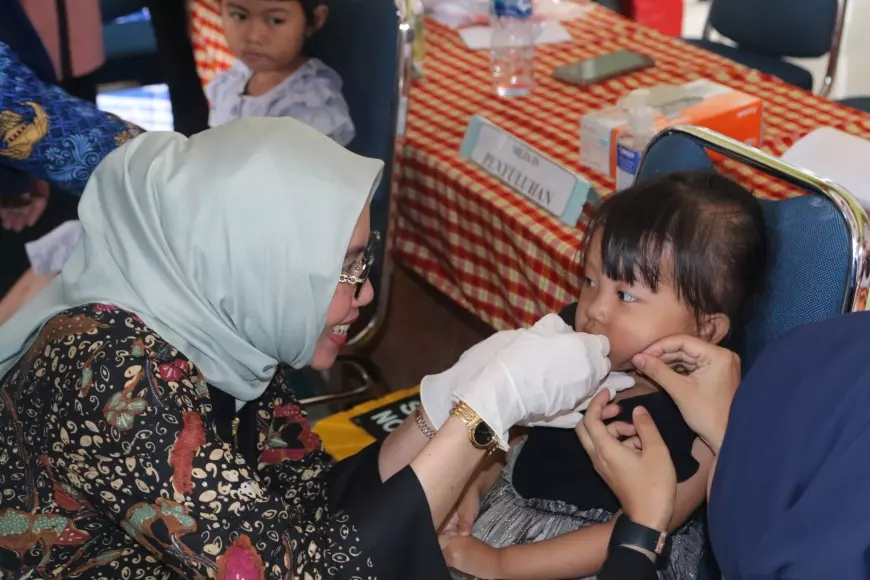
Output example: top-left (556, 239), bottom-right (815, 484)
top-left (0, 118), bottom-right (613, 578)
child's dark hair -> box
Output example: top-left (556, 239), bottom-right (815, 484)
top-left (295, 0), bottom-right (324, 28)
top-left (251, 0), bottom-right (322, 27)
top-left (584, 171), bottom-right (767, 321)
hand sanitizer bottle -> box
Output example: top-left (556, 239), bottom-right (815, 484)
top-left (615, 101), bottom-right (657, 191)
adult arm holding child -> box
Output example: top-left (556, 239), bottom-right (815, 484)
top-left (580, 335), bottom-right (741, 579)
top-left (632, 335), bottom-right (741, 456)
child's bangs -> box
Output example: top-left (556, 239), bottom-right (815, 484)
top-left (589, 207), bottom-right (675, 294)
top-left (583, 183), bottom-right (695, 295)
top-left (581, 171), bottom-right (767, 321)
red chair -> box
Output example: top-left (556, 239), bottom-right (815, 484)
top-left (622, 0), bottom-right (684, 36)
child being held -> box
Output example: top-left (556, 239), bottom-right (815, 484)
top-left (206, 0), bottom-right (355, 145)
top-left (441, 171), bottom-right (768, 580)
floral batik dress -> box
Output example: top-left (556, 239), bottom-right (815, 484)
top-left (0, 304), bottom-right (446, 579)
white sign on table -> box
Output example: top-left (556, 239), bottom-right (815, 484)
top-left (460, 116), bottom-right (597, 226)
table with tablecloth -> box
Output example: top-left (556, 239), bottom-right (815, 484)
top-left (189, 1), bottom-right (870, 333)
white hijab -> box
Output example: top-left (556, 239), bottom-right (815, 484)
top-left (0, 118), bottom-right (383, 402)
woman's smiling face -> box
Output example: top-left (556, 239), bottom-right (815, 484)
top-left (309, 208), bottom-right (374, 370)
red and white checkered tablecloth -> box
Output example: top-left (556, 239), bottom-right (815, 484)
top-left (189, 1), bottom-right (870, 331)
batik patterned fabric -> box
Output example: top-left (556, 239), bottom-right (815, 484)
top-left (0, 303), bottom-right (373, 578)
top-left (0, 42), bottom-right (143, 196)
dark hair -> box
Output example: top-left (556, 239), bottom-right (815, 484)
top-left (584, 171), bottom-right (767, 321)
top-left (295, 0), bottom-right (324, 28)
top-left (239, 0), bottom-right (322, 27)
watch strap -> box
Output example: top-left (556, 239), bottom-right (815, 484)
top-left (608, 514), bottom-right (667, 557)
top-left (450, 401), bottom-right (497, 456)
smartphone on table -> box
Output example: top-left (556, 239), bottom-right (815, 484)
top-left (552, 50), bottom-right (655, 86)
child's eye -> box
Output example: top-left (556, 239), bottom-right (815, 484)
top-left (229, 11), bottom-right (246, 21)
top-left (617, 290), bottom-right (637, 303)
top-left (267, 17), bottom-right (285, 25)
top-left (584, 277), bottom-right (596, 288)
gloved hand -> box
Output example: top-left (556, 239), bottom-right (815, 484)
top-left (420, 313), bottom-right (611, 449)
top-left (420, 313), bottom-right (580, 430)
top-left (519, 372), bottom-right (635, 429)
top-left (420, 327), bottom-right (524, 432)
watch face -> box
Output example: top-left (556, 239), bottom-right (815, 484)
top-left (473, 422), bottom-right (495, 447)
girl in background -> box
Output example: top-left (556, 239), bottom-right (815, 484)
top-left (205, 0), bottom-right (354, 145)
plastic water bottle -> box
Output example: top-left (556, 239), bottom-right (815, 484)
top-left (490, 0), bottom-right (535, 97)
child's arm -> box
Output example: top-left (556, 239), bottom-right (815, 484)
top-left (442, 426), bottom-right (529, 534)
top-left (441, 451), bottom-right (506, 534)
top-left (445, 438), bottom-right (715, 580)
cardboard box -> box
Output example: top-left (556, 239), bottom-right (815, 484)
top-left (580, 80), bottom-right (764, 179)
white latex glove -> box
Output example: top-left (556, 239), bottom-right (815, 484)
top-left (520, 371), bottom-right (635, 428)
top-left (422, 313), bottom-right (611, 449)
top-left (420, 328), bottom-right (524, 431)
top-left (420, 313), bottom-right (577, 430)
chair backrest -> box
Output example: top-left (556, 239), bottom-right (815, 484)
top-left (707, 0), bottom-right (840, 58)
top-left (635, 126), bottom-right (868, 373)
top-left (308, 0), bottom-right (412, 349)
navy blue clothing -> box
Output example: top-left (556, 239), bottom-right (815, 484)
top-left (710, 312), bottom-right (870, 579)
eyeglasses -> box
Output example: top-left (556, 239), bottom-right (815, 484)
top-left (339, 231), bottom-right (381, 298)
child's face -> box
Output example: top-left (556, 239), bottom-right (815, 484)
top-left (222, 0), bottom-right (312, 73)
top-left (575, 234), bottom-right (700, 371)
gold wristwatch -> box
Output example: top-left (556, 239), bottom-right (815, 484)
top-left (450, 401), bottom-right (499, 456)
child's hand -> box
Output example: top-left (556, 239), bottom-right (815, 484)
top-left (442, 535), bottom-right (504, 579)
top-left (441, 485), bottom-right (480, 536)
top-left (576, 391), bottom-right (676, 531)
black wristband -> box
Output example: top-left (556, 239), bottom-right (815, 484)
top-left (608, 514), bottom-right (668, 557)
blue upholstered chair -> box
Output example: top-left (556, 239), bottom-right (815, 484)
top-left (838, 96), bottom-right (870, 113)
top-left (685, 0), bottom-right (849, 95)
top-left (294, 0), bottom-right (414, 406)
top-left (635, 126), bottom-right (870, 579)
top-left (636, 126), bottom-right (868, 371)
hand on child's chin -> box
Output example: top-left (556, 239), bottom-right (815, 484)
top-left (441, 535), bottom-right (502, 578)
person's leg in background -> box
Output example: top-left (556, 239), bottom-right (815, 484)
top-left (145, 0), bottom-right (209, 136)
